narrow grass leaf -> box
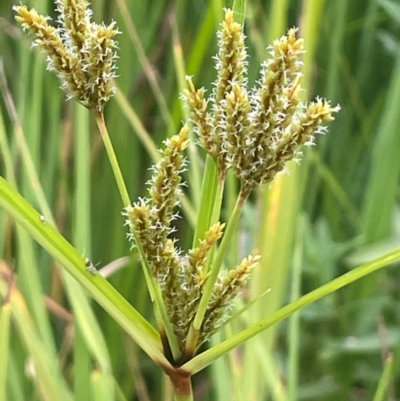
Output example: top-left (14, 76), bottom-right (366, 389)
top-left (10, 287), bottom-right (73, 401)
top-left (0, 177), bottom-right (169, 367)
top-left (0, 302), bottom-right (11, 401)
top-left (183, 246), bottom-right (400, 374)
top-left (362, 46), bottom-right (400, 242)
top-left (372, 353), bottom-right (394, 401)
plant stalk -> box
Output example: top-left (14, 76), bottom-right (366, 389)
top-left (167, 370), bottom-right (193, 401)
top-left (185, 187), bottom-right (249, 353)
top-left (94, 109), bottom-right (131, 208)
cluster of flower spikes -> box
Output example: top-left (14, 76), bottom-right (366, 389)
top-left (124, 126), bottom-right (258, 352)
top-left (14, 0), bottom-right (119, 111)
top-left (125, 8), bottom-right (339, 354)
top-left (185, 9), bottom-right (340, 196)
top-left (14, 1), bottom-right (260, 357)
top-left (14, 1), bottom-right (340, 358)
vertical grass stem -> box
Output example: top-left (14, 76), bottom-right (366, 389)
top-left (94, 110), bottom-right (131, 208)
top-left (185, 188), bottom-right (249, 352)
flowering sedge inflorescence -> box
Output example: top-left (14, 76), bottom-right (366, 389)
top-left (185, 9), bottom-right (340, 196)
top-left (125, 9), bottom-right (339, 356)
top-left (14, 0), bottom-right (119, 111)
top-left (124, 127), bottom-right (257, 353)
top-left (15, 2), bottom-right (339, 364)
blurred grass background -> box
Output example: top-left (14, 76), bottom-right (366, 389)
top-left (1, 0), bottom-right (400, 400)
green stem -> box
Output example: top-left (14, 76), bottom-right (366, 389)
top-left (168, 372), bottom-right (193, 401)
top-left (94, 108), bottom-right (180, 360)
top-left (372, 353), bottom-right (394, 401)
top-left (132, 230), bottom-right (182, 362)
top-left (191, 155), bottom-right (226, 279)
top-left (94, 109), bottom-right (131, 208)
top-left (210, 172), bottom-right (226, 239)
top-left (173, 391), bottom-right (193, 401)
top-left (288, 217), bottom-right (303, 401)
top-left (232, 0), bottom-right (246, 26)
top-left (192, 155), bottom-right (219, 249)
top-left (185, 188), bottom-right (249, 353)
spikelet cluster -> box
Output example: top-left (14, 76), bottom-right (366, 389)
top-left (125, 126), bottom-right (188, 343)
top-left (125, 127), bottom-right (257, 352)
top-left (14, 0), bottom-right (119, 110)
top-left (185, 9), bottom-right (340, 195)
top-left (126, 126), bottom-right (189, 286)
top-left (198, 254), bottom-right (259, 345)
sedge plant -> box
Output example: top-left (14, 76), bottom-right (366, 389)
top-left (1, 1), bottom-right (399, 400)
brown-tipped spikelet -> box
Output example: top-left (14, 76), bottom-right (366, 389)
top-left (185, 9), bottom-right (249, 177)
top-left (14, 1), bottom-right (119, 110)
top-left (125, 127), bottom-right (190, 346)
top-left (185, 9), bottom-right (340, 195)
top-left (178, 223), bottom-right (225, 340)
top-left (126, 126), bottom-right (189, 282)
top-left (199, 255), bottom-right (260, 345)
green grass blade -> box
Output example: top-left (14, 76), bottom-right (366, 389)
top-left (183, 245), bottom-right (400, 374)
top-left (287, 219), bottom-right (304, 401)
top-left (0, 176), bottom-right (168, 367)
top-left (72, 103), bottom-right (115, 399)
top-left (10, 288), bottom-right (74, 401)
top-left (232, 0), bottom-right (246, 25)
top-left (361, 45), bottom-right (400, 243)
top-left (191, 155), bottom-right (218, 248)
top-left (0, 302), bottom-right (11, 401)
top-left (372, 353), bottom-right (394, 401)
top-left (115, 0), bottom-right (175, 135)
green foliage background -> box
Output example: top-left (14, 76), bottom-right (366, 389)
top-left (1, 0), bottom-right (400, 400)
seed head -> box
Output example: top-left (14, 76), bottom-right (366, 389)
top-left (14, 1), bottom-right (119, 110)
top-left (199, 255), bottom-right (260, 345)
top-left (185, 9), bottom-right (340, 194)
top-left (125, 126), bottom-right (189, 282)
